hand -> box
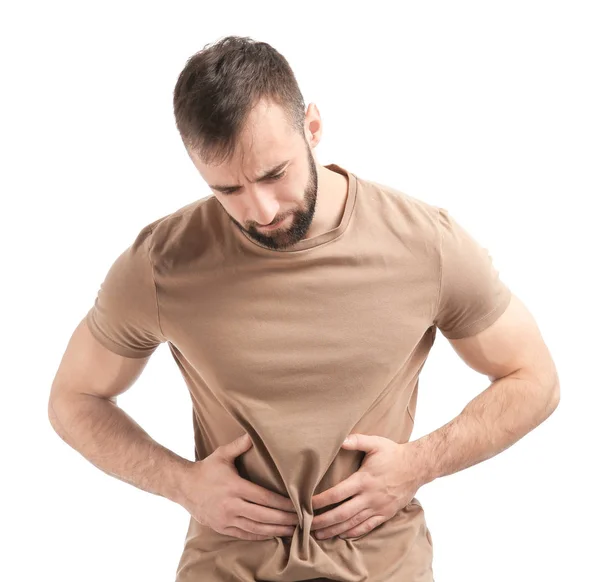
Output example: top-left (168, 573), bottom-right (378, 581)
top-left (179, 433), bottom-right (299, 541)
top-left (310, 434), bottom-right (423, 540)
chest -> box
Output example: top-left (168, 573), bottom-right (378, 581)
top-left (160, 252), bottom-right (436, 410)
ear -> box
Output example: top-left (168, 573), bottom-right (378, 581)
top-left (305, 103), bottom-right (322, 148)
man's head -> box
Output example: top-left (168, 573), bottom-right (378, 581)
top-left (173, 36), bottom-right (323, 251)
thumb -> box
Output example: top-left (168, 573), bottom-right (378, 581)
top-left (221, 433), bottom-right (253, 461)
top-left (341, 433), bottom-right (380, 452)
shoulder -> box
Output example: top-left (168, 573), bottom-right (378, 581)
top-left (356, 173), bottom-right (442, 243)
top-left (133, 195), bottom-right (222, 267)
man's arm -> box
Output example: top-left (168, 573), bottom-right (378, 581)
top-left (48, 317), bottom-right (193, 505)
top-left (409, 293), bottom-right (560, 486)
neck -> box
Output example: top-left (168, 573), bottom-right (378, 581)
top-left (305, 165), bottom-right (349, 240)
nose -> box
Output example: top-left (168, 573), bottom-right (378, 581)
top-left (247, 186), bottom-right (280, 227)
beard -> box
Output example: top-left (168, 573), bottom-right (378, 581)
top-left (229, 140), bottom-right (319, 251)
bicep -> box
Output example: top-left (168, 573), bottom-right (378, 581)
top-left (448, 293), bottom-right (559, 389)
top-left (49, 316), bottom-right (152, 405)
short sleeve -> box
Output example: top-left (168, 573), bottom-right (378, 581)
top-left (85, 226), bottom-right (166, 358)
top-left (432, 207), bottom-right (512, 339)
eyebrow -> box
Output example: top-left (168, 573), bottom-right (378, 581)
top-left (209, 161), bottom-right (290, 192)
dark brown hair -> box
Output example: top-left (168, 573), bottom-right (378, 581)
top-left (173, 35), bottom-right (306, 166)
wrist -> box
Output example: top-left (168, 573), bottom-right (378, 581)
top-left (406, 437), bottom-right (436, 487)
top-left (167, 457), bottom-right (197, 507)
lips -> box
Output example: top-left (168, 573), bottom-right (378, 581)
top-left (260, 217), bottom-right (286, 230)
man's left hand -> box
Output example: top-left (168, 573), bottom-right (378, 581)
top-left (310, 434), bottom-right (423, 540)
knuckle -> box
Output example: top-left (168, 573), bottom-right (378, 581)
top-left (221, 497), bottom-right (233, 512)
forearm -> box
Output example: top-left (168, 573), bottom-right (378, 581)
top-left (409, 374), bottom-right (559, 486)
top-left (49, 393), bottom-right (193, 505)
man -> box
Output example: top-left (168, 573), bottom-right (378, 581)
top-left (48, 35), bottom-right (560, 582)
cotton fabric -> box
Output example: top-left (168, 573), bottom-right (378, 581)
top-left (85, 163), bottom-right (512, 581)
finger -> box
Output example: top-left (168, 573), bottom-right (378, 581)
top-left (223, 526), bottom-right (274, 541)
top-left (234, 516), bottom-right (297, 538)
top-left (312, 474), bottom-right (363, 510)
top-left (241, 500), bottom-right (300, 526)
top-left (219, 433), bottom-right (253, 462)
top-left (314, 509), bottom-right (374, 540)
top-left (311, 496), bottom-right (366, 531)
top-left (339, 515), bottom-right (388, 540)
top-left (239, 480), bottom-right (297, 512)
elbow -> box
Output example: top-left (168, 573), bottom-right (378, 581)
top-left (544, 369), bottom-right (560, 415)
top-left (540, 361), bottom-right (560, 413)
top-left (549, 380), bottom-right (560, 410)
top-left (48, 395), bottom-right (65, 435)
top-left (549, 364), bottom-right (561, 407)
top-left (47, 390), bottom-right (76, 437)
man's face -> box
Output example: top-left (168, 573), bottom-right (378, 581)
top-left (188, 99), bottom-right (319, 251)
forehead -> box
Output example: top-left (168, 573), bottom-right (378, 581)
top-left (190, 100), bottom-right (302, 181)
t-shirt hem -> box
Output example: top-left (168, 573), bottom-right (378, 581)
top-left (84, 309), bottom-right (157, 359)
top-left (441, 286), bottom-right (512, 340)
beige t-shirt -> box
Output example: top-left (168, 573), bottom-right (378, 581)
top-left (86, 163), bottom-right (512, 581)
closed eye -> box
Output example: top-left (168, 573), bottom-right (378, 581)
top-left (220, 171), bottom-right (287, 195)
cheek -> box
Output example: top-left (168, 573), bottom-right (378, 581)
top-left (215, 197), bottom-right (243, 222)
top-left (218, 196), bottom-right (239, 214)
top-left (281, 184), bottom-right (303, 205)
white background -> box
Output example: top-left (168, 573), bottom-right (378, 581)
top-left (2, 1), bottom-right (598, 580)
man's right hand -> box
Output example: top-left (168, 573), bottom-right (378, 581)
top-left (179, 433), bottom-right (299, 541)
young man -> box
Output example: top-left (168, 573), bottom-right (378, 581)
top-left (48, 36), bottom-right (560, 582)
